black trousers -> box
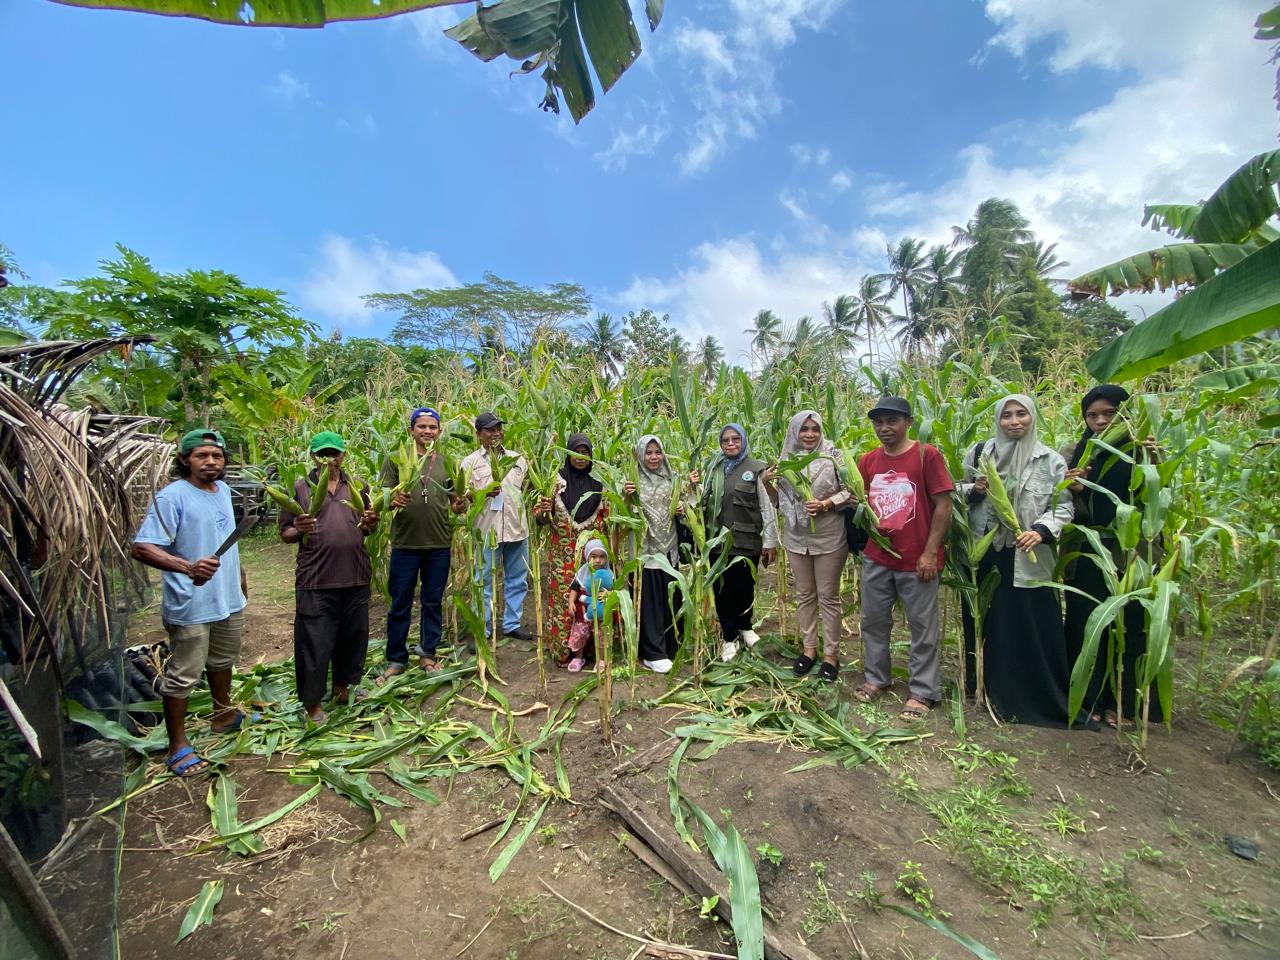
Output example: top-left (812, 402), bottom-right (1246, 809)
top-left (711, 552), bottom-right (758, 641)
top-left (639, 567), bottom-right (683, 662)
top-left (295, 585), bottom-right (370, 708)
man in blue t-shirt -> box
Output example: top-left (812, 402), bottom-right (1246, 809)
top-left (132, 429), bottom-right (249, 777)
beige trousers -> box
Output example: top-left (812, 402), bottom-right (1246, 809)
top-left (787, 545), bottom-right (849, 658)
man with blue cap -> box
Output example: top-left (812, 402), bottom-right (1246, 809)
top-left (378, 406), bottom-right (464, 681)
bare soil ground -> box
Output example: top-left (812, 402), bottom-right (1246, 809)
top-left (45, 535), bottom-right (1280, 960)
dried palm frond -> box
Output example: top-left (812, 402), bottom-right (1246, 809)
top-left (0, 338), bottom-right (169, 682)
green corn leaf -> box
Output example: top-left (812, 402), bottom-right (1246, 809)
top-left (65, 699), bottom-right (166, 754)
top-left (175, 880), bottom-right (223, 943)
top-left (208, 774), bottom-right (265, 856)
top-left (882, 904), bottom-right (1001, 960)
top-left (193, 784), bottom-right (322, 854)
top-left (489, 797), bottom-right (550, 884)
top-left (684, 802), bottom-right (765, 960)
top-left (667, 739), bottom-right (699, 852)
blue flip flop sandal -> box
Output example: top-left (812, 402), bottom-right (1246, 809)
top-left (212, 710), bottom-right (262, 734)
top-left (165, 746), bottom-right (210, 778)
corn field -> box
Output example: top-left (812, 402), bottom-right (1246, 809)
top-left (223, 335), bottom-right (1280, 752)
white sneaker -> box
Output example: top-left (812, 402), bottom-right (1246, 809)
top-left (720, 641), bottom-right (740, 662)
top-left (740, 629), bottom-right (761, 648)
top-left (643, 658), bottom-right (673, 674)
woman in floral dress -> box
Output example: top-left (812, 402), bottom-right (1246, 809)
top-left (535, 433), bottom-right (609, 663)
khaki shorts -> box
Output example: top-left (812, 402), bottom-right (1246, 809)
top-left (158, 610), bottom-right (245, 698)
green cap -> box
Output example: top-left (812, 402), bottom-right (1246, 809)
top-left (179, 429), bottom-right (226, 454)
top-left (309, 430), bottom-right (346, 454)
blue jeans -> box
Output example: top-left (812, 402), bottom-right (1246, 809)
top-left (480, 538), bottom-right (530, 635)
top-left (386, 547), bottom-right (452, 664)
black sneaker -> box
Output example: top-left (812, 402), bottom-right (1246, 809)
top-left (505, 627), bottom-right (533, 643)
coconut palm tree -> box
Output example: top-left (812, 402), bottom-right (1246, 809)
top-left (744, 309), bottom-right (783, 366)
top-left (950, 197), bottom-right (1034, 298)
top-left (1010, 239), bottom-right (1069, 285)
top-left (849, 273), bottom-right (894, 367)
top-left (822, 294), bottom-right (859, 363)
top-left (694, 335), bottom-right (724, 386)
top-left (669, 333), bottom-right (691, 367)
top-left (917, 244), bottom-right (964, 317)
top-left (577, 312), bottom-right (625, 381)
top-left (878, 238), bottom-right (929, 331)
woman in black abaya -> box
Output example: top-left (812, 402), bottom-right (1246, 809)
top-left (1061, 384), bottom-right (1164, 728)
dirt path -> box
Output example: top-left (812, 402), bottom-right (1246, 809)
top-left (51, 536), bottom-right (1280, 959)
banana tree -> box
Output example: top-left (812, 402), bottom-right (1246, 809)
top-left (51, 0), bottom-right (665, 123)
top-left (1074, 150), bottom-right (1280, 384)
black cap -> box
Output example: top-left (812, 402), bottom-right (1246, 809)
top-left (868, 396), bottom-right (912, 419)
top-left (474, 411), bottom-right (504, 430)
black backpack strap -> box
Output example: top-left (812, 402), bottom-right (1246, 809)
top-left (969, 441), bottom-right (985, 472)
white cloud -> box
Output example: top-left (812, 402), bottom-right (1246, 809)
top-left (611, 0), bottom-right (1276, 359)
top-left (402, 8), bottom-right (464, 57)
top-left (778, 190), bottom-right (813, 224)
top-left (268, 70), bottom-right (311, 104)
top-left (880, 0), bottom-right (1276, 284)
top-left (298, 234), bottom-right (457, 330)
top-left (672, 1), bottom-right (846, 175)
top-left (611, 237), bottom-right (876, 364)
top-left (790, 143), bottom-right (832, 166)
top-left (595, 104), bottom-right (671, 171)
top-left (829, 170), bottom-right (853, 192)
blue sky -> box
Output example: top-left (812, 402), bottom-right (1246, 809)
top-left (3, 0), bottom-right (1276, 363)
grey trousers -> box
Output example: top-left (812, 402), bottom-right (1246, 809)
top-left (787, 545), bottom-right (849, 658)
top-left (860, 556), bottom-right (941, 703)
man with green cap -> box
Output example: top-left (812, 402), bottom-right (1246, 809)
top-left (278, 431), bottom-right (379, 724)
top-left (132, 428), bottom-right (249, 778)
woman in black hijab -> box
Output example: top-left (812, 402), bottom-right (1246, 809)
top-left (1062, 384), bottom-right (1163, 727)
top-left (535, 433), bottom-right (608, 665)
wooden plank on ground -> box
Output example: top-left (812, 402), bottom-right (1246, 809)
top-left (610, 737), bottom-right (679, 779)
top-left (600, 782), bottom-right (824, 960)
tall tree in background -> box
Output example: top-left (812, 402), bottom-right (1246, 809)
top-left (31, 245), bottom-right (311, 426)
top-left (694, 335), bottom-right (724, 386)
top-left (745, 309), bottom-right (784, 366)
top-left (579, 312), bottom-right (626, 381)
top-left (621, 308), bottom-right (676, 369)
top-left (822, 294), bottom-right (859, 367)
top-left (849, 274), bottom-right (893, 367)
top-left (670, 333), bottom-right (691, 367)
top-left (1013, 239), bottom-right (1069, 285)
top-left (879, 237), bottom-right (929, 332)
top-left (917, 245), bottom-right (964, 319)
top-left (951, 197), bottom-right (1033, 300)
top-left (367, 273), bottom-right (590, 358)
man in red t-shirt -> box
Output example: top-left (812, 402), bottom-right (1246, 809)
top-left (855, 397), bottom-right (954, 721)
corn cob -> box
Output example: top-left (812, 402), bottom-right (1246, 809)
top-left (309, 461), bottom-right (332, 515)
top-left (1075, 418), bottom-right (1130, 468)
top-left (343, 478), bottom-right (366, 523)
top-left (980, 452), bottom-right (1023, 535)
top-left (775, 450), bottom-right (822, 532)
top-left (264, 483), bottom-right (304, 515)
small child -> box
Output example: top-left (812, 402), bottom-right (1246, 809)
top-left (566, 539), bottom-right (613, 672)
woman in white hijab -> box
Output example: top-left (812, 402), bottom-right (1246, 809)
top-left (772, 410), bottom-right (851, 681)
top-left (623, 435), bottom-right (697, 673)
top-left (959, 394), bottom-right (1075, 727)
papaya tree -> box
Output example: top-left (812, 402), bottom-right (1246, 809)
top-left (30, 245), bottom-right (314, 428)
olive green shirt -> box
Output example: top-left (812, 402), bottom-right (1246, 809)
top-left (381, 450), bottom-right (454, 550)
